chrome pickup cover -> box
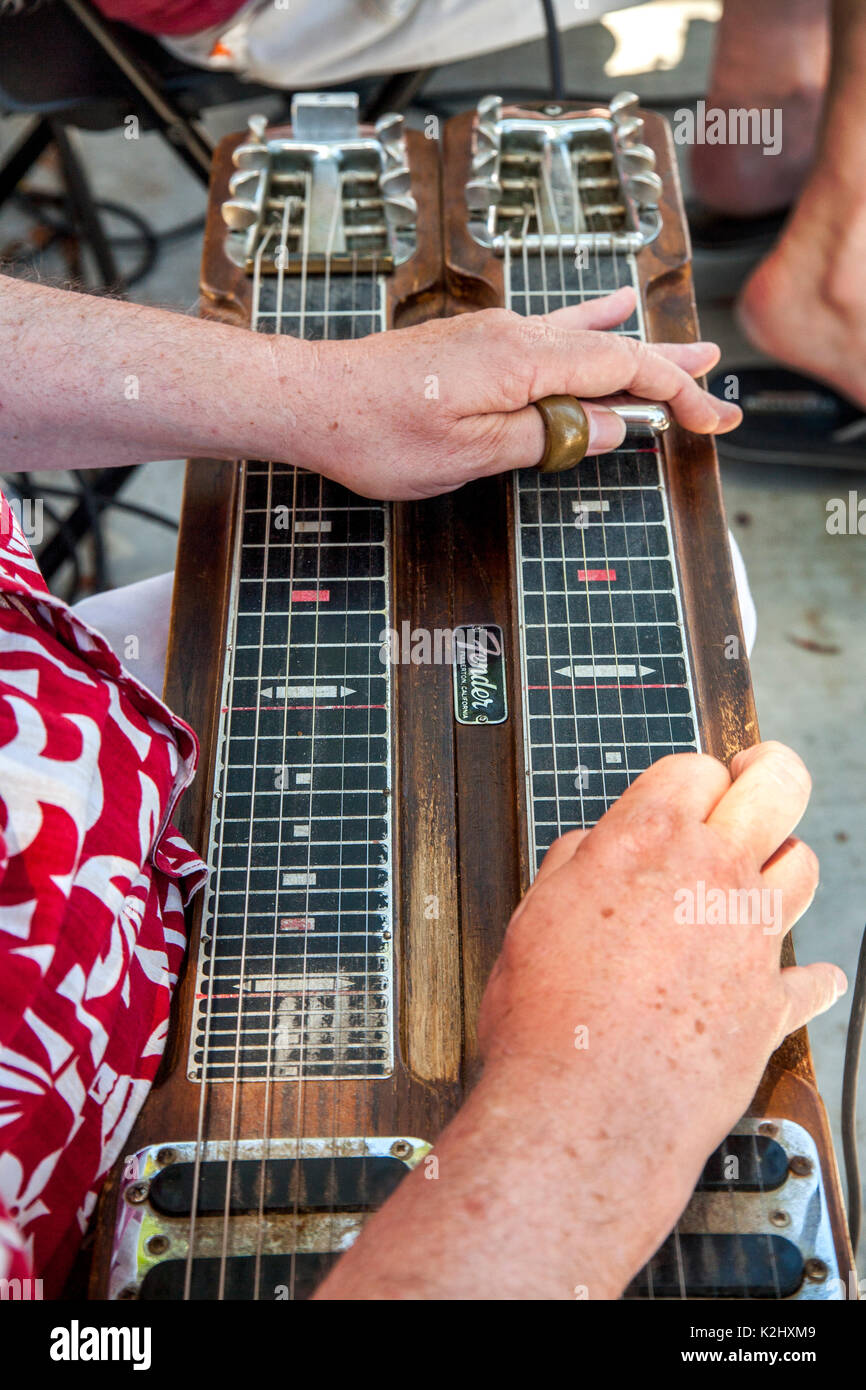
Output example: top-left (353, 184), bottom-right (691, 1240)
top-left (108, 1136), bottom-right (430, 1301)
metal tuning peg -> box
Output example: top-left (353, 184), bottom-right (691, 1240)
top-left (477, 94), bottom-right (502, 125)
top-left (221, 199), bottom-right (260, 231)
top-left (246, 113), bottom-right (268, 144)
top-left (466, 177), bottom-right (501, 216)
top-left (627, 170), bottom-right (663, 207)
top-left (228, 168), bottom-right (261, 198)
top-left (620, 143), bottom-right (656, 175)
top-left (615, 116), bottom-right (645, 145)
top-left (381, 164), bottom-right (412, 200)
top-left (609, 92), bottom-right (640, 122)
top-left (473, 96), bottom-right (502, 175)
top-left (472, 147), bottom-right (499, 182)
top-left (375, 112), bottom-right (406, 166)
top-left (384, 193), bottom-right (418, 231)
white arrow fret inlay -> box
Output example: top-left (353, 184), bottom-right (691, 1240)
top-left (260, 684), bottom-right (357, 699)
top-left (554, 663), bottom-right (655, 678)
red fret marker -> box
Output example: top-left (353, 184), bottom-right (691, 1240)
top-left (292, 590), bottom-right (330, 602)
top-left (280, 917), bottom-right (315, 932)
top-left (578, 568), bottom-right (616, 582)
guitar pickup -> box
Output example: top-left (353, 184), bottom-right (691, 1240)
top-left (696, 1134), bottom-right (789, 1192)
top-left (625, 1233), bottom-right (804, 1299)
top-left (108, 1136), bottom-right (429, 1301)
top-left (149, 1155), bottom-right (409, 1216)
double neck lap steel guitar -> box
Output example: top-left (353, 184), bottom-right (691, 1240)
top-left (91, 93), bottom-right (855, 1302)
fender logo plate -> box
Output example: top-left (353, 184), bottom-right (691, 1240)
top-left (452, 624), bottom-right (508, 726)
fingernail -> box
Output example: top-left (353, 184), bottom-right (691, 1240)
top-left (715, 404), bottom-right (743, 433)
top-left (833, 968), bottom-right (849, 999)
top-left (587, 408), bottom-right (627, 453)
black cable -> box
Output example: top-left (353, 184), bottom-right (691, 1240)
top-left (10, 192), bottom-right (204, 289)
top-left (79, 475), bottom-right (108, 593)
top-left (842, 923), bottom-right (866, 1254)
top-left (12, 190), bottom-right (156, 288)
top-left (32, 482), bottom-right (179, 533)
top-left (540, 0), bottom-right (564, 99)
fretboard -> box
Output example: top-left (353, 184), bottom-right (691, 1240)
top-left (507, 244), bottom-right (699, 870)
top-left (191, 268), bottom-right (394, 1082)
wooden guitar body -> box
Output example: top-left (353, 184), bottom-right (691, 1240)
top-left (91, 94), bottom-right (854, 1302)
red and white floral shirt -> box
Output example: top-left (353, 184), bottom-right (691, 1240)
top-left (0, 494), bottom-right (206, 1296)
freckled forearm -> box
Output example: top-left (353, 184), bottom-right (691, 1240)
top-left (0, 276), bottom-right (314, 472)
top-left (314, 1059), bottom-right (698, 1301)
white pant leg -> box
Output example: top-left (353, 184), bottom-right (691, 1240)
top-left (161, 0), bottom-right (646, 87)
top-left (72, 572), bottom-right (175, 697)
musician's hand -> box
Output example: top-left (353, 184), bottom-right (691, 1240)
top-left (476, 740), bottom-right (846, 1289)
top-left (291, 286), bottom-right (742, 498)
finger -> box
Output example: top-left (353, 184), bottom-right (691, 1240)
top-left (589, 340), bottom-right (721, 387)
top-left (539, 329), bottom-right (722, 383)
top-left (535, 297), bottom-right (722, 377)
top-left (760, 837), bottom-right (820, 937)
top-left (505, 323), bottom-right (741, 432)
top-left (583, 405), bottom-right (627, 452)
top-left (707, 741), bottom-right (812, 867)
top-left (541, 287), bottom-right (636, 332)
top-left (487, 391), bottom-right (704, 473)
top-left (598, 751), bottom-right (732, 829)
top-left (779, 962), bottom-right (848, 1037)
top-left (491, 399), bottom-right (626, 466)
top-left (533, 828), bottom-right (591, 884)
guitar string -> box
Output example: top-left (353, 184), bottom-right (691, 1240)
top-left (611, 266), bottom-right (671, 1301)
top-left (578, 175), bottom-right (632, 809)
top-left (218, 182), bottom-right (308, 1300)
top-left (518, 211), bottom-right (563, 847)
top-left (288, 175), bottom-right (321, 1302)
top-left (608, 154), bottom-right (780, 1301)
top-left (181, 218), bottom-right (276, 1302)
top-left (532, 175), bottom-right (589, 840)
top-left (322, 200), bottom-right (352, 1288)
top-left (592, 151), bottom-right (687, 1300)
top-left (250, 189), bottom-right (296, 1300)
top-left (565, 164), bottom-right (613, 826)
top-left (560, 153), bottom-right (653, 1292)
top-left (250, 183), bottom-right (345, 1300)
top-left (359, 249), bottom-right (381, 1290)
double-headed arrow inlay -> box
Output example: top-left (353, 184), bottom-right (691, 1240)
top-left (554, 663), bottom-right (655, 679)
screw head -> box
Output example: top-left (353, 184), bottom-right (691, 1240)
top-left (156, 1147), bottom-right (177, 1167)
top-left (789, 1155), bottom-right (814, 1177)
top-left (758, 1122), bottom-right (779, 1138)
top-left (146, 1234), bottom-right (170, 1257)
top-left (769, 1209), bottom-right (790, 1228)
top-left (804, 1258), bottom-right (829, 1283)
top-left (125, 1182), bottom-right (149, 1205)
top-left (390, 1140), bottom-right (413, 1160)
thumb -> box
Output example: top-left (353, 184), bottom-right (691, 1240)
top-left (779, 962), bottom-right (848, 1036)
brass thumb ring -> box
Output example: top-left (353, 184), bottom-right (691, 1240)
top-left (533, 395), bottom-right (590, 474)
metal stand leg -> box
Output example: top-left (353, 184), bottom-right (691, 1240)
top-left (50, 121), bottom-right (122, 290)
top-left (0, 118), bottom-right (54, 211)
